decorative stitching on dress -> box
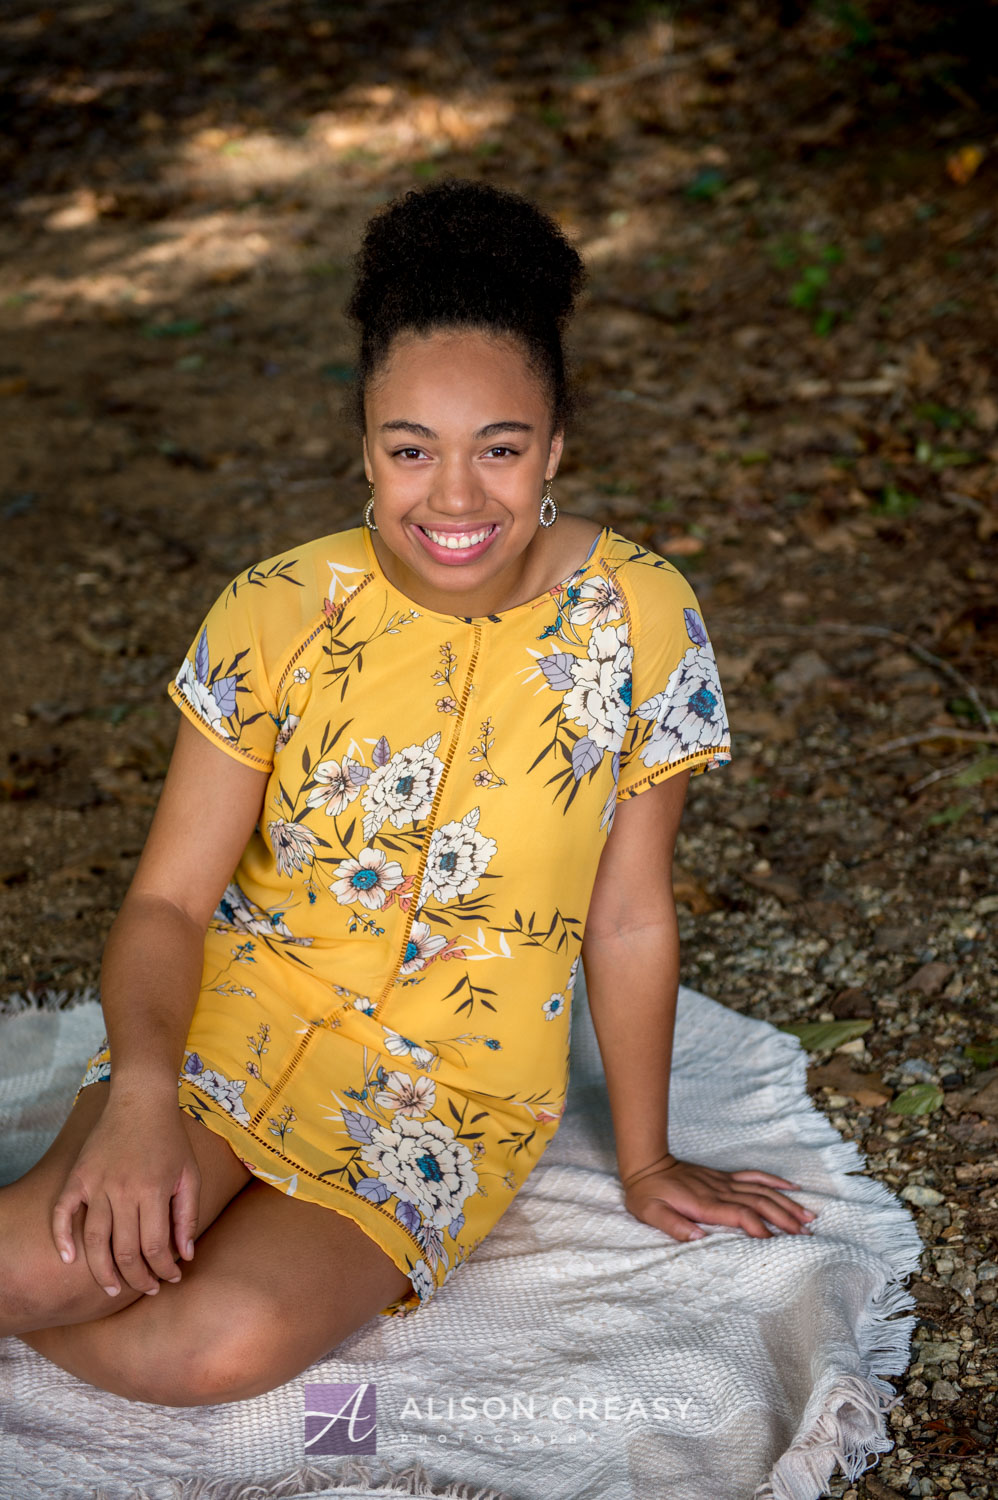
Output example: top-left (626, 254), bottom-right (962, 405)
top-left (616, 745), bottom-right (732, 799)
top-left (373, 621), bottom-right (484, 1016)
top-left (273, 573), bottom-right (374, 701)
top-left (167, 684), bottom-right (273, 769)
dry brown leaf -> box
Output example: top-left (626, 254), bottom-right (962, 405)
top-left (672, 865), bottom-right (722, 915)
top-left (807, 1055), bottom-right (891, 1106)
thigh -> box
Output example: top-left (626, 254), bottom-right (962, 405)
top-left (25, 1178), bottom-right (416, 1406)
top-left (2, 1080), bottom-right (252, 1331)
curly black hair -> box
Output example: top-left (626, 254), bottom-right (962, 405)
top-left (345, 178), bottom-right (587, 431)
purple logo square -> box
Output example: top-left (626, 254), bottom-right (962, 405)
top-left (304, 1382), bottom-right (377, 1455)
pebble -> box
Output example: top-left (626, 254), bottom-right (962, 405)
top-left (950, 1268), bottom-right (977, 1300)
top-left (901, 1184), bottom-right (945, 1207)
top-left (930, 1379), bottom-right (960, 1402)
top-left (918, 1340), bottom-right (959, 1363)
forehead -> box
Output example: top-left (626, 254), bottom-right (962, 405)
top-left (367, 328), bottom-right (549, 421)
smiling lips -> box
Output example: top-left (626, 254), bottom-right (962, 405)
top-left (415, 523), bottom-right (499, 561)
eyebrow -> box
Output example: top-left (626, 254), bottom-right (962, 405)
top-left (379, 420), bottom-right (534, 440)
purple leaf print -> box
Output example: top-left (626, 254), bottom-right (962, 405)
top-left (347, 759), bottom-right (371, 786)
top-left (611, 750), bottom-right (621, 783)
top-left (684, 608), bottom-right (708, 647)
top-left (571, 736), bottom-right (602, 782)
top-left (342, 1108), bottom-right (376, 1144)
top-left (538, 653), bottom-right (576, 691)
top-left (212, 674), bottom-right (238, 717)
top-left (355, 1176), bottom-right (391, 1204)
top-left (448, 1212), bottom-right (465, 1238)
top-left (194, 627), bottom-right (210, 685)
top-left (183, 1053), bottom-right (204, 1077)
top-left (372, 736), bottom-right (391, 767)
top-left (395, 1198), bottom-right (422, 1235)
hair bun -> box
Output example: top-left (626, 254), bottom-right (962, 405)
top-left (347, 179), bottom-right (585, 333)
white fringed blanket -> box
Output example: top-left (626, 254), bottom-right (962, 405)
top-left (0, 980), bottom-right (922, 1500)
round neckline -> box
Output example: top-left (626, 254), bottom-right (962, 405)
top-left (360, 523), bottom-right (612, 624)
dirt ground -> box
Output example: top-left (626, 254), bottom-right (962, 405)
top-left (1, 2), bottom-right (996, 1495)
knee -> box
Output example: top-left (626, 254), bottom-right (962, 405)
top-left (131, 1292), bottom-right (294, 1407)
top-left (0, 1186), bottom-right (63, 1335)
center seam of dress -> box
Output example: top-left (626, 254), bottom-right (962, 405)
top-left (372, 620), bottom-right (484, 1016)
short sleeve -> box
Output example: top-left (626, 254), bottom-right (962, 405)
top-left (615, 561), bottom-right (731, 801)
top-left (166, 570), bottom-right (283, 771)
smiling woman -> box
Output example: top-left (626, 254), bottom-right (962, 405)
top-left (0, 180), bottom-right (815, 1414)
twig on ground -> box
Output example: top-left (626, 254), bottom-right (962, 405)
top-left (908, 755), bottom-right (980, 794)
top-left (827, 727), bottom-right (998, 769)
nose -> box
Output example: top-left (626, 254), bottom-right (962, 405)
top-left (428, 454), bottom-right (487, 516)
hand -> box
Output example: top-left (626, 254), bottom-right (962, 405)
top-left (51, 1097), bottom-right (201, 1298)
top-left (622, 1154), bottom-right (818, 1243)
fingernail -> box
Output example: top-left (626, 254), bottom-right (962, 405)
top-left (167, 1274), bottom-right (182, 1283)
top-left (59, 1248), bottom-right (72, 1264)
top-left (144, 1284), bottom-right (160, 1296)
top-left (688, 1229), bottom-right (705, 1240)
top-left (804, 1211), bottom-right (817, 1220)
top-left (184, 1240), bottom-right (194, 1259)
top-left (104, 1285), bottom-right (120, 1297)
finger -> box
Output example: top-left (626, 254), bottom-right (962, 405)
top-left (724, 1185), bottom-right (819, 1231)
top-left (727, 1170), bottom-right (804, 1189)
top-left (110, 1208), bottom-right (161, 1295)
top-left (80, 1196), bottom-right (124, 1296)
top-left (138, 1195), bottom-right (183, 1285)
top-left (171, 1166), bottom-right (201, 1263)
top-left (632, 1196), bottom-right (706, 1244)
top-left (51, 1183), bottom-right (85, 1267)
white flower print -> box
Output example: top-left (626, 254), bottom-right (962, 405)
top-left (418, 807), bottom-right (497, 908)
top-left (183, 1055), bottom-right (251, 1126)
top-left (81, 1054), bottom-right (111, 1088)
top-left (330, 846), bottom-right (404, 910)
top-left (214, 881), bottom-right (313, 946)
top-left (399, 920), bottom-right (449, 974)
top-left (374, 1070), bottom-right (437, 1118)
top-left (568, 575), bottom-right (624, 629)
top-left (293, 666), bottom-right (311, 684)
top-left (268, 818), bottom-right (318, 877)
top-left (360, 1115), bottom-right (479, 1229)
top-left (362, 735), bottom-right (443, 842)
top-left (274, 713), bottom-right (300, 752)
top-left (562, 623), bottom-right (632, 752)
top-left (543, 993), bottom-right (566, 1021)
top-left (382, 1027), bottom-right (437, 1070)
top-left (408, 1259), bottom-right (436, 1303)
top-left (306, 755), bottom-right (365, 817)
top-left (175, 657), bottom-right (233, 740)
top-left (635, 643), bottom-right (728, 768)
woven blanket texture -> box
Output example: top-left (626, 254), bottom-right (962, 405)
top-left (0, 979), bottom-right (922, 1500)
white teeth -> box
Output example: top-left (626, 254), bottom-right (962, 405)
top-left (423, 526), bottom-right (494, 550)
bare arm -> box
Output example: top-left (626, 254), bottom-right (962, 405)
top-left (52, 715), bottom-right (270, 1292)
top-left (582, 772), bottom-right (817, 1241)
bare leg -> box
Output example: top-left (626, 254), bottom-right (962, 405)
top-left (21, 1178), bottom-right (415, 1406)
top-left (0, 1080), bottom-right (252, 1335)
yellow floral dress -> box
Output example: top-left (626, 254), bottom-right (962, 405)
top-left (76, 523), bottom-right (730, 1317)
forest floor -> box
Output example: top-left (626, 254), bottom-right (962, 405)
top-left (1, 2), bottom-right (996, 1495)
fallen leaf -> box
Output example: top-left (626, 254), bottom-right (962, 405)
top-left (945, 143), bottom-right (985, 185)
top-left (672, 865), bottom-right (722, 915)
top-left (807, 1054), bottom-right (890, 1105)
top-left (778, 1019), bottom-right (872, 1052)
top-left (889, 1083), bottom-right (945, 1116)
top-left (905, 961), bottom-right (956, 995)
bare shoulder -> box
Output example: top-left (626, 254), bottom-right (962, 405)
top-left (558, 513), bottom-right (604, 564)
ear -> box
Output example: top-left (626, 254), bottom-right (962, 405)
top-left (362, 433), bottom-right (373, 483)
top-left (546, 429), bottom-right (565, 479)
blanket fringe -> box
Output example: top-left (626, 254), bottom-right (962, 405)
top-left (98, 1460), bottom-right (514, 1500)
top-left (0, 985), bottom-right (99, 1016)
top-left (750, 1035), bottom-right (925, 1500)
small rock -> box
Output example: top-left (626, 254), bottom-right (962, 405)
top-left (940, 1072), bottom-right (964, 1090)
top-left (975, 1261), bottom-right (998, 1283)
top-left (901, 1184), bottom-right (945, 1207)
top-left (917, 1340), bottom-right (959, 1363)
top-left (905, 961), bottom-right (955, 995)
top-left (830, 987), bottom-right (874, 1018)
top-left (930, 1378), bottom-right (960, 1402)
top-left (899, 1057), bottom-right (937, 1081)
top-left (872, 925), bottom-right (914, 953)
top-left (950, 1268), bottom-right (977, 1301)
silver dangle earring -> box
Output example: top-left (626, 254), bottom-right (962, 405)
top-left (364, 483), bottom-right (378, 532)
top-left (539, 479), bottom-right (558, 528)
